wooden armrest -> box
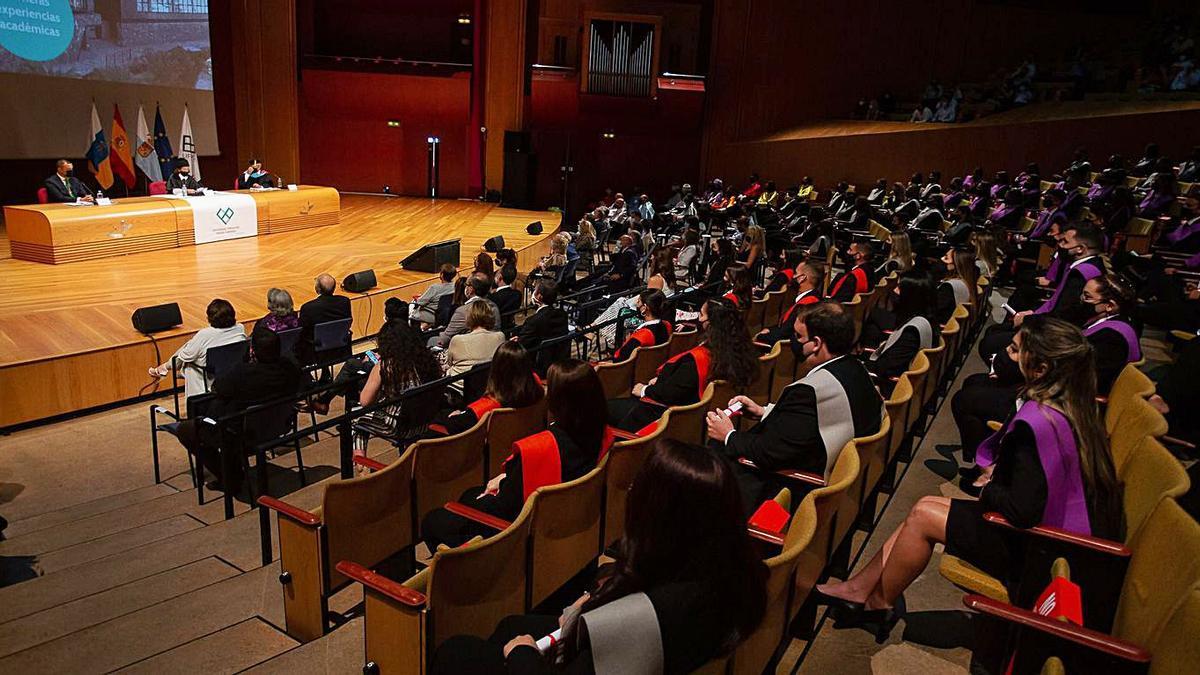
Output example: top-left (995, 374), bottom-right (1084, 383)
top-left (335, 561), bottom-right (427, 608)
top-left (444, 501), bottom-right (511, 531)
top-left (987, 420), bottom-right (1003, 431)
top-left (1161, 435), bottom-right (1197, 451)
top-left (736, 457), bottom-right (827, 487)
top-left (747, 524), bottom-right (785, 547)
top-left (353, 455), bottom-right (388, 472)
top-left (1095, 395), bottom-right (1109, 405)
top-left (752, 340), bottom-right (774, 351)
top-left (963, 594), bottom-right (1149, 662)
top-left (982, 512), bottom-right (1130, 556)
top-left (257, 496), bottom-right (321, 526)
top-left (610, 428), bottom-right (638, 441)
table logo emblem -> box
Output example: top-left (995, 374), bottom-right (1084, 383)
top-left (216, 207), bottom-right (235, 224)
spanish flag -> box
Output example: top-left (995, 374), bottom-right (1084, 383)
top-left (86, 102), bottom-right (114, 191)
top-left (111, 104), bottom-right (136, 189)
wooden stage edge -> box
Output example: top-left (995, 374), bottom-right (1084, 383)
top-left (0, 195), bottom-right (561, 429)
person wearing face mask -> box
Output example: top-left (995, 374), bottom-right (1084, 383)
top-left (707, 302), bottom-right (883, 514)
top-left (865, 272), bottom-right (937, 396)
top-left (1079, 274), bottom-right (1141, 394)
top-left (828, 241), bottom-right (875, 302)
top-left (43, 159), bottom-right (94, 203)
top-left (607, 235), bottom-right (639, 291)
top-left (935, 247), bottom-right (980, 325)
top-left (609, 298), bottom-right (758, 433)
top-left (757, 259), bottom-right (823, 344)
top-left (612, 289), bottom-right (673, 362)
top-left (236, 158), bottom-right (275, 189)
top-left (166, 159), bottom-right (205, 195)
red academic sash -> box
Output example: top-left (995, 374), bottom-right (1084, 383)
top-left (723, 291), bottom-right (741, 308)
top-left (657, 345), bottom-right (712, 400)
top-left (829, 266), bottom-right (868, 298)
top-left (467, 396), bottom-right (502, 419)
top-left (516, 427), bottom-right (616, 500)
top-left (780, 292), bottom-right (820, 325)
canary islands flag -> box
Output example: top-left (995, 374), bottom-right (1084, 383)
top-left (134, 104), bottom-right (162, 182)
top-left (111, 104), bottom-right (136, 189)
top-left (86, 102), bottom-right (114, 190)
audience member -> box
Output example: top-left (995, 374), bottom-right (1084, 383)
top-left (148, 298), bottom-right (247, 399)
top-left (413, 264), bottom-right (459, 327)
top-left (430, 273), bottom-right (501, 349)
top-left (429, 342), bottom-right (545, 437)
top-left (251, 288), bottom-right (301, 345)
top-left (515, 279), bottom-right (570, 375)
top-left (445, 300), bottom-right (506, 384)
top-left (613, 289), bottom-right (673, 362)
top-left (299, 273), bottom-right (353, 363)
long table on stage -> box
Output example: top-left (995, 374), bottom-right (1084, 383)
top-left (2, 186), bottom-right (340, 264)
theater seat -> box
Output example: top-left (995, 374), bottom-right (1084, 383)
top-left (148, 180), bottom-right (167, 195)
top-left (939, 555), bottom-right (1011, 603)
top-left (37, 187), bottom-right (49, 203)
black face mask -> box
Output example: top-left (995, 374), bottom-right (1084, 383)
top-left (63, 170), bottom-right (74, 177)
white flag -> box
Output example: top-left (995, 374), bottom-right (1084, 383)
top-left (178, 105), bottom-right (199, 180)
top-left (134, 105), bottom-right (162, 182)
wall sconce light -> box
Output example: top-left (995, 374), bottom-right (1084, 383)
top-left (386, 120), bottom-right (400, 128)
top-left (601, 130), bottom-right (616, 140)
top-left (457, 14), bottom-right (472, 25)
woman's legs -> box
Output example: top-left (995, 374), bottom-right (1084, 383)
top-left (817, 496), bottom-right (950, 610)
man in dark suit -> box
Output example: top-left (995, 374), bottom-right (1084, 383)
top-left (706, 302), bottom-right (884, 513)
top-left (515, 279), bottom-right (570, 375)
top-left (43, 159), bottom-right (94, 203)
top-left (298, 273), bottom-right (353, 364)
top-left (827, 241), bottom-right (875, 302)
top-left (607, 234), bottom-right (639, 291)
top-left (429, 273), bottom-right (501, 348)
top-left (166, 159), bottom-right (205, 195)
top-left (491, 264), bottom-right (522, 331)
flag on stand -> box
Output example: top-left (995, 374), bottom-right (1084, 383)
top-left (86, 102), bottom-right (114, 191)
top-left (134, 104), bottom-right (162, 182)
top-left (178, 105), bottom-right (199, 180)
top-left (110, 104), bottom-right (136, 189)
top-left (154, 104), bottom-right (174, 177)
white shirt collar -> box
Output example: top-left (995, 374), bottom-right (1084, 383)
top-left (795, 288), bottom-right (815, 303)
top-left (1069, 254), bottom-right (1098, 270)
top-left (810, 353), bottom-right (848, 375)
top-left (495, 285), bottom-right (511, 292)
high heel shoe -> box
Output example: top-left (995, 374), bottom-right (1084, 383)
top-left (810, 587), bottom-right (865, 616)
top-left (832, 595), bottom-right (906, 644)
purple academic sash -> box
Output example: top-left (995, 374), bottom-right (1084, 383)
top-left (1083, 317), bottom-right (1142, 363)
top-left (1035, 258), bottom-right (1102, 314)
top-left (976, 401), bottom-right (1092, 535)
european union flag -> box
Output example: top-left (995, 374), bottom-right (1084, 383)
top-left (154, 104), bottom-right (175, 175)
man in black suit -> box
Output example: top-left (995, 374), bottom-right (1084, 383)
top-left (298, 273), bottom-right (353, 364)
top-left (607, 234), bottom-right (639, 291)
top-left (166, 159), bottom-right (205, 195)
top-left (491, 264), bottom-right (522, 331)
top-left (706, 302), bottom-right (884, 513)
top-left (175, 330), bottom-right (303, 492)
top-left (515, 279), bottom-right (570, 375)
top-left (43, 159), bottom-right (94, 203)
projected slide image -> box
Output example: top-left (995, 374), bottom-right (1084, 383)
top-left (0, 0), bottom-right (211, 90)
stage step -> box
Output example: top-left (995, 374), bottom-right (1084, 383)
top-left (1, 483), bottom-right (178, 540)
top-left (0, 557), bottom-right (240, 658)
top-left (31, 514), bottom-right (207, 577)
top-left (113, 617), bottom-right (298, 675)
top-left (242, 617), bottom-right (365, 674)
top-left (0, 563), bottom-right (285, 673)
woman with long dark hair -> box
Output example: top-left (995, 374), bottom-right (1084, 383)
top-left (351, 320), bottom-right (444, 459)
top-left (816, 317), bottom-right (1123, 641)
top-left (647, 248), bottom-right (676, 292)
top-left (428, 342), bottom-right (545, 437)
top-left (702, 237), bottom-right (735, 289)
top-left (421, 359), bottom-right (611, 549)
top-left (935, 246), bottom-right (979, 324)
top-left (431, 439), bottom-right (769, 674)
top-left (864, 271), bottom-right (937, 394)
top-left (608, 298), bottom-right (759, 432)
top-left (722, 264), bottom-right (754, 310)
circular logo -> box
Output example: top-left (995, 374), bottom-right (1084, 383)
top-left (0, 0), bottom-right (75, 62)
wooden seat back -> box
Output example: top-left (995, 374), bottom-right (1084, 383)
top-left (1118, 436), bottom-right (1191, 543)
top-left (919, 337), bottom-right (947, 409)
top-left (486, 397), bottom-right (549, 477)
top-left (528, 462), bottom-right (608, 608)
top-left (884, 373), bottom-right (914, 464)
top-left (853, 415), bottom-right (892, 525)
top-left (322, 447), bottom-right (416, 591)
top-left (595, 352), bottom-right (638, 400)
top-left (747, 342), bottom-right (780, 405)
top-left (633, 340), bottom-right (671, 384)
top-left (792, 443), bottom-right (860, 619)
top-left (1113, 500), bottom-right (1200, 652)
top-left (732, 494), bottom-right (818, 675)
top-left (768, 340), bottom-right (798, 404)
top-left (603, 422), bottom-right (667, 546)
top-left (668, 326), bottom-right (700, 357)
top-left (412, 415), bottom-right (491, 535)
top-left (762, 289), bottom-right (787, 326)
top-left (746, 297), bottom-right (769, 335)
top-left (660, 381), bottom-right (717, 446)
top-left (1109, 396), bottom-right (1168, 473)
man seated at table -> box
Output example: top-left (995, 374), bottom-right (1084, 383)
top-left (237, 158), bottom-right (276, 190)
top-left (167, 159), bottom-right (205, 195)
top-left (43, 159), bottom-right (94, 203)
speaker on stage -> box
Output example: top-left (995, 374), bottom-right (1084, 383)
top-left (400, 239), bottom-right (461, 273)
top-left (526, 221), bottom-right (543, 235)
top-left (484, 235), bottom-right (505, 253)
top-left (342, 270), bottom-right (377, 293)
top-left (502, 130), bottom-right (535, 209)
top-left (132, 302), bottom-right (183, 334)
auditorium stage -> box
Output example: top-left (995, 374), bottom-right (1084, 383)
top-left (0, 195), bottom-right (561, 428)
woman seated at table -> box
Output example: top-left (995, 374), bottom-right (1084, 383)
top-left (815, 317), bottom-right (1123, 642)
top-left (608, 298), bottom-right (758, 432)
top-left (421, 359), bottom-right (612, 549)
top-left (428, 342), bottom-right (544, 437)
top-left (431, 439), bottom-right (768, 674)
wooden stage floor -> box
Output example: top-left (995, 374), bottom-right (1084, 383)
top-left (0, 195), bottom-right (560, 428)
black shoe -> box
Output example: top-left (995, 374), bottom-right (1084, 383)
top-left (832, 595), bottom-right (906, 644)
top-left (958, 465), bottom-right (981, 480)
top-left (811, 587), bottom-right (865, 616)
top-left (957, 475), bottom-right (984, 497)
top-left (935, 444), bottom-right (961, 459)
